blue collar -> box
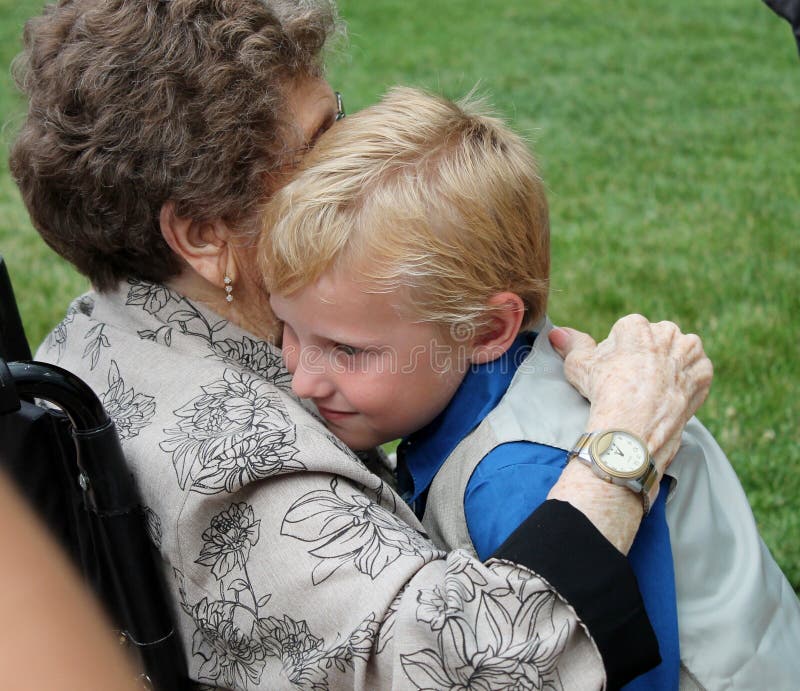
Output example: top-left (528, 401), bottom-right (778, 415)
top-left (397, 332), bottom-right (534, 506)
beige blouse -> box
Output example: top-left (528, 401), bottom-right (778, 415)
top-left (37, 279), bottom-right (627, 690)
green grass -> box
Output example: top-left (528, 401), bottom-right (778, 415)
top-left (0, 0), bottom-right (89, 341)
top-left (2, 0), bottom-right (799, 590)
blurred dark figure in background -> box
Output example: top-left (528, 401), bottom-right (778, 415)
top-left (764, 0), bottom-right (800, 54)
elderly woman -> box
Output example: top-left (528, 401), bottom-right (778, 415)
top-left (9, 1), bottom-right (712, 689)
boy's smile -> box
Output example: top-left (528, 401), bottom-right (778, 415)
top-left (269, 270), bottom-right (469, 450)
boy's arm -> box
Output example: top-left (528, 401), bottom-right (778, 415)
top-left (465, 441), bottom-right (565, 560)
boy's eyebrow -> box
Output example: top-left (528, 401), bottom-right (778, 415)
top-left (274, 311), bottom-right (383, 348)
top-left (326, 333), bottom-right (382, 348)
top-left (319, 328), bottom-right (389, 349)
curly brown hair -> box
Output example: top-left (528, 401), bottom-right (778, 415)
top-left (9, 0), bottom-right (338, 291)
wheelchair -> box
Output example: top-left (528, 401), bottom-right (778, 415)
top-left (0, 256), bottom-right (190, 690)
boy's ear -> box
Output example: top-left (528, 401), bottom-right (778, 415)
top-left (159, 202), bottom-right (234, 287)
top-left (469, 292), bottom-right (526, 365)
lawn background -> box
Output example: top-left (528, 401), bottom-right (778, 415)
top-left (1, 0), bottom-right (798, 591)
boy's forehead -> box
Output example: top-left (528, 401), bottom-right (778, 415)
top-left (277, 270), bottom-right (428, 340)
top-left (313, 269), bottom-right (397, 311)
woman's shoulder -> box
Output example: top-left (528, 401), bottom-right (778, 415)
top-left (35, 280), bottom-right (388, 491)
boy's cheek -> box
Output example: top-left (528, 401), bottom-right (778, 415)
top-left (281, 342), bottom-right (299, 373)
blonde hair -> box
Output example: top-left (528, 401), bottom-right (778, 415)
top-left (260, 86), bottom-right (550, 334)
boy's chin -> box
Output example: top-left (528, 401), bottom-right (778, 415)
top-left (345, 438), bottom-right (382, 452)
top-left (322, 417), bottom-right (400, 452)
top-left (336, 431), bottom-right (393, 453)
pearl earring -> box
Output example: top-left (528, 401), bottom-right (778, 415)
top-left (224, 275), bottom-right (233, 303)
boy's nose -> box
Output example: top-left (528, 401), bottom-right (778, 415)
top-left (290, 354), bottom-right (335, 400)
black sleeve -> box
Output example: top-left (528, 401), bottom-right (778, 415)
top-left (491, 499), bottom-right (660, 690)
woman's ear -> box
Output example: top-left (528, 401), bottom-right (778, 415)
top-left (469, 292), bottom-right (526, 365)
top-left (159, 202), bottom-right (233, 287)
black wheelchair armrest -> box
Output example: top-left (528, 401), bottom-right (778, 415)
top-left (0, 357), bottom-right (190, 690)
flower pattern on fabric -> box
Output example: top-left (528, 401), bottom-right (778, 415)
top-left (416, 555), bottom-right (489, 633)
top-left (256, 615), bottom-right (326, 688)
top-left (375, 592), bottom-right (401, 656)
top-left (44, 295), bottom-right (94, 360)
top-left (127, 279), bottom-right (291, 388)
top-left (137, 323), bottom-right (175, 347)
top-left (417, 585), bottom-right (462, 632)
top-left (99, 360), bottom-right (156, 440)
top-left (316, 432), bottom-right (399, 501)
top-left (282, 477), bottom-right (433, 584)
top-left (130, 280), bottom-right (226, 349)
top-left (44, 305), bottom-right (76, 359)
top-left (197, 503), bottom-right (261, 580)
top-left (401, 558), bottom-right (568, 691)
top-left (212, 336), bottom-right (292, 390)
top-left (160, 369), bottom-right (304, 494)
top-left (127, 279), bottom-right (178, 315)
top-left (324, 430), bottom-right (364, 468)
top-left (187, 597), bottom-right (267, 688)
top-left (179, 502), bottom-right (384, 690)
top-left (328, 613), bottom-right (381, 674)
top-left (83, 322), bottom-right (110, 370)
top-left (143, 506), bottom-right (163, 550)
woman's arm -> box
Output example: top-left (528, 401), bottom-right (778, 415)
top-left (174, 465), bottom-right (622, 690)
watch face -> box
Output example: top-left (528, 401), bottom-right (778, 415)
top-left (592, 431), bottom-right (648, 477)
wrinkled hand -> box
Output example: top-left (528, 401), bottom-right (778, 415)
top-left (549, 314), bottom-right (713, 475)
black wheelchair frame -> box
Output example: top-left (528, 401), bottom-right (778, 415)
top-left (0, 256), bottom-right (189, 690)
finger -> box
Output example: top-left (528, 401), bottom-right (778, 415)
top-left (611, 313), bottom-right (651, 336)
top-left (604, 313), bottom-right (652, 351)
top-left (551, 327), bottom-right (599, 398)
top-left (651, 321), bottom-right (695, 357)
top-left (614, 313), bottom-right (649, 327)
top-left (678, 332), bottom-right (707, 368)
top-left (548, 326), bottom-right (596, 359)
top-left (684, 357), bottom-right (714, 414)
top-left (656, 435), bottom-right (684, 473)
top-left (651, 320), bottom-right (680, 341)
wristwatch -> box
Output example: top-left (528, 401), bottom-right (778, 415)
top-left (568, 430), bottom-right (659, 514)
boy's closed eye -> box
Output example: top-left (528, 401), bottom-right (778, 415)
top-left (333, 343), bottom-right (363, 357)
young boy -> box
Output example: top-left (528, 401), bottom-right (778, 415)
top-left (260, 87), bottom-right (800, 690)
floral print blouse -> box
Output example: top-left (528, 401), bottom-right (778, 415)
top-left (37, 280), bottom-right (654, 690)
